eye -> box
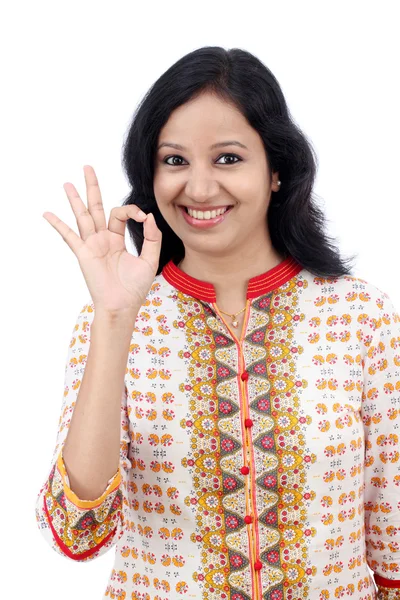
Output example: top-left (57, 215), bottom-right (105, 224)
top-left (216, 153), bottom-right (242, 165)
top-left (162, 153), bottom-right (242, 166)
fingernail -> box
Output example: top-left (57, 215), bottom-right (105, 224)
top-left (138, 210), bottom-right (147, 218)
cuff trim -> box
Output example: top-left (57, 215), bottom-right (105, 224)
top-left (58, 447), bottom-right (121, 509)
top-left (43, 493), bottom-right (117, 560)
top-left (375, 573), bottom-right (400, 588)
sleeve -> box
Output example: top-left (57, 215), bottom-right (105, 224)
top-left (362, 289), bottom-right (400, 598)
top-left (34, 301), bottom-right (132, 561)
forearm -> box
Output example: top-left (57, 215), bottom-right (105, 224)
top-left (62, 311), bottom-right (136, 500)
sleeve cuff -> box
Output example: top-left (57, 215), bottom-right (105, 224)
top-left (375, 573), bottom-right (400, 599)
top-left (41, 447), bottom-right (124, 560)
top-left (58, 446), bottom-right (121, 507)
top-left (375, 574), bottom-right (400, 589)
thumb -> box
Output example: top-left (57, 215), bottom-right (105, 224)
top-left (140, 213), bottom-right (162, 272)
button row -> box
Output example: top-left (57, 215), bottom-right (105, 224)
top-left (240, 370), bottom-right (261, 572)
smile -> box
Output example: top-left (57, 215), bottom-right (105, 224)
top-left (179, 205), bottom-right (233, 229)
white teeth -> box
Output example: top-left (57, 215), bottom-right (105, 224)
top-left (187, 207), bottom-right (229, 219)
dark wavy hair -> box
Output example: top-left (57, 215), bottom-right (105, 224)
top-left (121, 46), bottom-right (357, 278)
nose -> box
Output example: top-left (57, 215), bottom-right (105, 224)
top-left (184, 169), bottom-right (220, 203)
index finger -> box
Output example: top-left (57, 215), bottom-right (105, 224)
top-left (43, 211), bottom-right (85, 256)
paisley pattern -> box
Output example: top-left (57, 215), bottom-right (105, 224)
top-left (42, 449), bottom-right (124, 560)
top-left (35, 255), bottom-right (400, 599)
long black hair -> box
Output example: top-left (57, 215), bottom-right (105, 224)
top-left (121, 46), bottom-right (357, 277)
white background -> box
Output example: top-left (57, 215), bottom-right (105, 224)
top-left (1, 1), bottom-right (399, 598)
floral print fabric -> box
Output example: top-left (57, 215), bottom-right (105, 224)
top-left (35, 256), bottom-right (400, 599)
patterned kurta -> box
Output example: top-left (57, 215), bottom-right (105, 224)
top-left (35, 255), bottom-right (400, 599)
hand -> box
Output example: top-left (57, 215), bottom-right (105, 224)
top-left (42, 165), bottom-right (162, 318)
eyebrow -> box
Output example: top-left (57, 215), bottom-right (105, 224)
top-left (157, 140), bottom-right (248, 151)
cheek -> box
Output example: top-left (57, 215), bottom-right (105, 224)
top-left (235, 177), bottom-right (263, 198)
top-left (153, 174), bottom-right (179, 205)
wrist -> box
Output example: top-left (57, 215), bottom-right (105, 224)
top-left (93, 308), bottom-right (138, 330)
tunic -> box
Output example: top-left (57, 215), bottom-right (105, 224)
top-left (35, 255), bottom-right (400, 599)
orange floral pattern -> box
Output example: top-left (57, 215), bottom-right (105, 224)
top-left (35, 256), bottom-right (400, 599)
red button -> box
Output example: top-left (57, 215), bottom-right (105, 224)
top-left (254, 560), bottom-right (263, 571)
top-left (241, 371), bottom-right (249, 381)
top-left (244, 515), bottom-right (252, 524)
top-left (240, 466), bottom-right (250, 475)
top-left (244, 418), bottom-right (254, 428)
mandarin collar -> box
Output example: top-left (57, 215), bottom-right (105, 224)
top-left (161, 255), bottom-right (303, 302)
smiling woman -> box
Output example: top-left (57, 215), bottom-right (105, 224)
top-left (36, 45), bottom-right (400, 600)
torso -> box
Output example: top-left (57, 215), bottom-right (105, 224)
top-left (39, 263), bottom-right (387, 599)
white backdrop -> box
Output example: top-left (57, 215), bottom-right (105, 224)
top-left (1, 1), bottom-right (399, 598)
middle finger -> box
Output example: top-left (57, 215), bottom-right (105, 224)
top-left (63, 181), bottom-right (96, 241)
top-left (83, 165), bottom-right (107, 233)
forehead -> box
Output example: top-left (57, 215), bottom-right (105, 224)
top-left (158, 93), bottom-right (256, 148)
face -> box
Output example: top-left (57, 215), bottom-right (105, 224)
top-left (153, 92), bottom-right (280, 260)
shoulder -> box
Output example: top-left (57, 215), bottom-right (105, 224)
top-left (302, 269), bottom-right (397, 316)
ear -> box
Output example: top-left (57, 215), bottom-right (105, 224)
top-left (271, 173), bottom-right (280, 191)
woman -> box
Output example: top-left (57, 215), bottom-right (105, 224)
top-left (36, 46), bottom-right (400, 599)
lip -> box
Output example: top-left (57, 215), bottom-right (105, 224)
top-left (179, 205), bottom-right (233, 229)
top-left (179, 204), bottom-right (232, 211)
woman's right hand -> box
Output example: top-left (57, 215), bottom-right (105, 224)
top-left (42, 165), bottom-right (162, 319)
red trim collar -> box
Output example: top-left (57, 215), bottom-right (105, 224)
top-left (161, 255), bottom-right (303, 302)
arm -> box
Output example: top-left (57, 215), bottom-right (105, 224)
top-left (35, 301), bottom-right (137, 561)
top-left (362, 289), bottom-right (400, 597)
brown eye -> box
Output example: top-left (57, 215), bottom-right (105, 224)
top-left (163, 156), bottom-right (187, 166)
top-left (216, 154), bottom-right (241, 165)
